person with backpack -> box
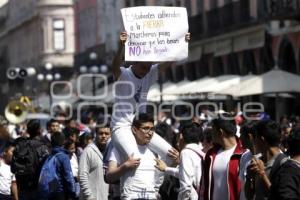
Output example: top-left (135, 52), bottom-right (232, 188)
top-left (156, 122), bottom-right (204, 200)
top-left (11, 119), bottom-right (49, 200)
top-left (268, 128), bottom-right (300, 200)
top-left (203, 112), bottom-right (252, 200)
top-left (246, 120), bottom-right (287, 200)
top-left (177, 123), bottom-right (204, 200)
top-left (38, 131), bottom-right (76, 200)
top-left (155, 121), bottom-right (180, 200)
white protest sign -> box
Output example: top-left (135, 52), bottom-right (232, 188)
top-left (121, 6), bottom-right (189, 62)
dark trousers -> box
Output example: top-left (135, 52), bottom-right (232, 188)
top-left (18, 189), bottom-right (39, 200)
top-left (0, 193), bottom-right (12, 200)
top-left (49, 192), bottom-right (66, 200)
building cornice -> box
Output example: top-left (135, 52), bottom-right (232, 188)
top-left (190, 24), bottom-right (267, 47)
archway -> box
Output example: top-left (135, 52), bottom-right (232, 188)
top-left (242, 50), bottom-right (257, 75)
top-left (212, 57), bottom-right (224, 76)
top-left (197, 55), bottom-right (210, 78)
top-left (227, 53), bottom-right (240, 74)
top-left (259, 46), bottom-right (274, 73)
top-left (278, 38), bottom-right (297, 73)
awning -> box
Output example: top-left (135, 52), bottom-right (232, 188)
top-left (169, 77), bottom-right (214, 95)
top-left (147, 76), bottom-right (240, 101)
top-left (147, 82), bottom-right (181, 102)
top-left (169, 75), bottom-right (240, 95)
top-left (220, 68), bottom-right (300, 97)
top-left (215, 74), bottom-right (259, 96)
top-left (163, 79), bottom-right (191, 95)
top-left (195, 75), bottom-right (240, 93)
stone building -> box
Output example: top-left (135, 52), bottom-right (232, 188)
top-left (0, 0), bottom-right (75, 114)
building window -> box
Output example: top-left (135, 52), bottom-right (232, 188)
top-left (175, 0), bottom-right (181, 6)
top-left (53, 19), bottom-right (65, 51)
top-left (134, 0), bottom-right (145, 6)
top-left (125, 0), bottom-right (130, 7)
top-left (197, 0), bottom-right (203, 14)
top-left (210, 0), bottom-right (218, 9)
top-left (165, 0), bottom-right (174, 6)
top-left (224, 0), bottom-right (232, 5)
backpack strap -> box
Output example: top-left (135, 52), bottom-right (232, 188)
top-left (269, 153), bottom-right (288, 180)
top-left (184, 147), bottom-right (204, 200)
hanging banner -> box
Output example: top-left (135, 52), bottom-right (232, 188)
top-left (121, 6), bottom-right (189, 62)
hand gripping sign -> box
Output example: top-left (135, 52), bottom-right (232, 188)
top-left (121, 6), bottom-right (189, 62)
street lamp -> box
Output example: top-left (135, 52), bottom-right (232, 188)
top-left (37, 63), bottom-right (61, 110)
top-left (79, 52), bottom-right (108, 97)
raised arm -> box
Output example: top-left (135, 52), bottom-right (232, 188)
top-left (112, 31), bottom-right (127, 80)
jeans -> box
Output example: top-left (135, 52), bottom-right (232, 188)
top-left (112, 126), bottom-right (173, 165)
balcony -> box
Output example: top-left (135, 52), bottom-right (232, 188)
top-left (220, 3), bottom-right (234, 29)
top-left (207, 8), bottom-right (220, 33)
top-left (205, 0), bottom-right (255, 35)
top-left (266, 0), bottom-right (300, 20)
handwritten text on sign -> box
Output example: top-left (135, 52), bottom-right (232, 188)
top-left (121, 7), bottom-right (188, 62)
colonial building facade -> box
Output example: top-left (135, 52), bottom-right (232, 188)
top-left (0, 0), bottom-right (75, 113)
top-left (74, 0), bottom-right (300, 119)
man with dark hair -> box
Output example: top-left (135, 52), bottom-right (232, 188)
top-left (178, 123), bottom-right (204, 200)
top-left (43, 119), bottom-right (61, 147)
top-left (63, 127), bottom-right (79, 142)
top-left (11, 120), bottom-right (49, 200)
top-left (269, 128), bottom-right (300, 200)
top-left (106, 113), bottom-right (166, 199)
top-left (203, 113), bottom-right (252, 200)
top-left (0, 140), bottom-right (18, 200)
top-left (50, 131), bottom-right (65, 147)
top-left (79, 124), bottom-right (110, 200)
top-left (27, 119), bottom-right (42, 138)
top-left (43, 132), bottom-right (76, 200)
top-left (247, 120), bottom-right (287, 200)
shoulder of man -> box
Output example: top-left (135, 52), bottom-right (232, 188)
top-left (30, 139), bottom-right (50, 153)
top-left (184, 145), bottom-right (205, 159)
top-left (269, 153), bottom-right (288, 180)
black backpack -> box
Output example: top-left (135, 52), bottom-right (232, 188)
top-left (11, 137), bottom-right (49, 190)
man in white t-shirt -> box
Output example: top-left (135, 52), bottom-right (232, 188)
top-left (0, 142), bottom-right (18, 200)
top-left (110, 31), bottom-right (189, 165)
top-left (106, 113), bottom-right (164, 200)
top-left (203, 112), bottom-right (252, 200)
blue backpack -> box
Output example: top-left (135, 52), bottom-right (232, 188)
top-left (38, 153), bottom-right (62, 199)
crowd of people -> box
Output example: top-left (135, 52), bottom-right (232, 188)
top-left (0, 111), bottom-right (299, 200)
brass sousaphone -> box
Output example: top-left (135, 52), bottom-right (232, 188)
top-left (5, 96), bottom-right (33, 124)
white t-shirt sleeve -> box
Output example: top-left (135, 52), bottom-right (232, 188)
top-left (108, 147), bottom-right (121, 165)
top-left (165, 166), bottom-right (179, 178)
top-left (116, 66), bottom-right (127, 81)
top-left (11, 173), bottom-right (16, 182)
top-left (239, 150), bottom-right (252, 200)
top-left (149, 64), bottom-right (159, 83)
